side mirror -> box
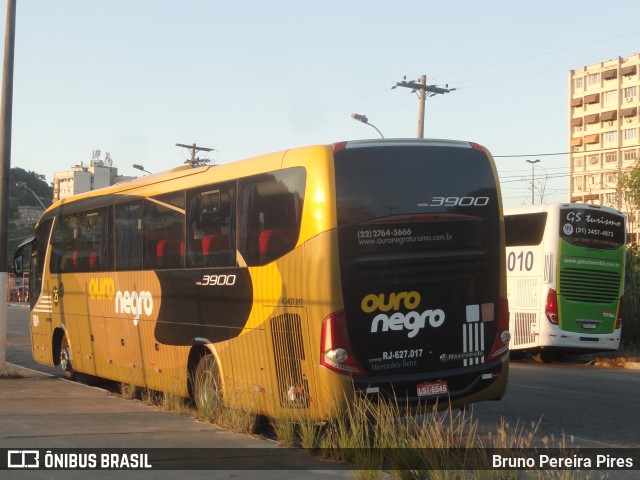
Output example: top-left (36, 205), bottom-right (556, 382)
top-left (13, 253), bottom-right (24, 276)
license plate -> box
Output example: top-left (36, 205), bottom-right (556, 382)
top-left (417, 381), bottom-right (448, 397)
top-left (583, 322), bottom-right (597, 329)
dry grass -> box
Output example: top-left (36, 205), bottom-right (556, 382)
top-left (0, 364), bottom-right (23, 378)
top-left (264, 396), bottom-right (599, 480)
top-left (118, 382), bottom-right (138, 400)
top-left (590, 357), bottom-right (639, 368)
top-left (115, 379), bottom-right (601, 478)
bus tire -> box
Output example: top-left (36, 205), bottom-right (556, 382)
top-left (59, 334), bottom-right (75, 381)
top-left (193, 354), bottom-right (222, 417)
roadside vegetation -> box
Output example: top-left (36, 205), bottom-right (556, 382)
top-left (621, 244), bottom-right (640, 351)
top-left (0, 364), bottom-right (23, 378)
top-left (590, 244), bottom-right (640, 369)
top-left (116, 376), bottom-right (598, 479)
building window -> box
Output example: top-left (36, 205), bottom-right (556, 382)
top-left (624, 149), bottom-right (637, 161)
top-left (575, 77), bottom-right (584, 89)
top-left (623, 128), bottom-right (637, 141)
top-left (603, 131), bottom-right (617, 143)
top-left (623, 86), bottom-right (637, 99)
top-left (605, 152), bottom-right (617, 163)
top-left (574, 176), bottom-right (584, 191)
top-left (604, 90), bottom-right (618, 104)
top-left (587, 73), bottom-right (600, 86)
top-left (588, 174), bottom-right (600, 187)
top-left (588, 155), bottom-right (599, 165)
top-left (605, 173), bottom-right (618, 185)
top-left (602, 192), bottom-right (617, 205)
top-left (574, 156), bottom-right (583, 168)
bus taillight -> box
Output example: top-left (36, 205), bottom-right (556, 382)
top-left (545, 288), bottom-right (559, 325)
top-left (332, 141), bottom-right (348, 154)
top-left (320, 310), bottom-right (365, 376)
top-left (616, 296), bottom-right (623, 329)
top-left (488, 297), bottom-right (510, 360)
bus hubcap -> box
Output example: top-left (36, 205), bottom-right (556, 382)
top-left (61, 348), bottom-right (71, 372)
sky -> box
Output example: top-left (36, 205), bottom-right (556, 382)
top-left (2, 0), bottom-right (640, 207)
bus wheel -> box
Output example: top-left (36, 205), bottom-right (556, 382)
top-left (193, 354), bottom-right (222, 417)
top-left (59, 335), bottom-right (75, 380)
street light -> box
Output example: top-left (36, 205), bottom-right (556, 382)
top-left (351, 113), bottom-right (384, 139)
top-left (15, 181), bottom-right (46, 209)
top-left (133, 164), bottom-right (152, 174)
top-left (526, 159), bottom-right (540, 205)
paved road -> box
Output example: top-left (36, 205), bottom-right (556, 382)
top-left (473, 361), bottom-right (640, 447)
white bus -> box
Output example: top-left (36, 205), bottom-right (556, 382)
top-left (504, 203), bottom-right (625, 362)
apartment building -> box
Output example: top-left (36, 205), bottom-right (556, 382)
top-left (52, 151), bottom-right (135, 202)
top-left (568, 52), bottom-right (640, 241)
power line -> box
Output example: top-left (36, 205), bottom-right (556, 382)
top-left (433, 30), bottom-right (640, 79)
top-left (493, 145), bottom-right (638, 158)
top-left (208, 33), bottom-right (640, 161)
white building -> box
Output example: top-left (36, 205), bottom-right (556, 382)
top-left (568, 52), bottom-right (640, 241)
top-left (52, 151), bottom-right (135, 202)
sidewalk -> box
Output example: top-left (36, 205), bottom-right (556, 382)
top-left (0, 364), bottom-right (350, 477)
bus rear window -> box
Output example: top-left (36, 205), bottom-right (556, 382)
top-left (505, 213), bottom-right (548, 246)
top-left (334, 143), bottom-right (499, 225)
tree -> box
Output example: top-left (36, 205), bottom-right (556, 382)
top-left (9, 167), bottom-right (52, 218)
top-left (618, 165), bottom-right (640, 347)
top-left (619, 165), bottom-right (640, 217)
top-left (6, 168), bottom-right (53, 269)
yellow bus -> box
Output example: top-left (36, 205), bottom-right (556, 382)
top-left (14, 139), bottom-right (510, 420)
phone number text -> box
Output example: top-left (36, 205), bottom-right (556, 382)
top-left (357, 228), bottom-right (412, 240)
top-left (575, 227), bottom-right (615, 237)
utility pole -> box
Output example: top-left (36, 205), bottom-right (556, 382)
top-left (393, 75), bottom-right (455, 138)
top-left (0, 0), bottom-right (17, 373)
top-left (176, 142), bottom-right (214, 167)
top-left (526, 159), bottom-right (540, 205)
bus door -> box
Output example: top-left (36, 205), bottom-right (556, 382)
top-left (15, 219), bottom-right (56, 365)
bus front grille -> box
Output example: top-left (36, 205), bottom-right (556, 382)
top-left (270, 313), bottom-right (309, 409)
top-left (559, 268), bottom-right (620, 303)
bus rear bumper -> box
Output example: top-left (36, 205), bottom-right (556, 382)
top-left (539, 331), bottom-right (621, 353)
top-left (312, 355), bottom-right (509, 417)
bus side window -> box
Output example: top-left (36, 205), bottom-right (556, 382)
top-left (50, 214), bottom-right (79, 273)
top-left (186, 182), bottom-right (235, 268)
top-left (144, 192), bottom-right (185, 270)
top-left (115, 202), bottom-right (143, 271)
top-left (77, 208), bottom-right (110, 272)
top-left (238, 168), bottom-right (305, 266)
